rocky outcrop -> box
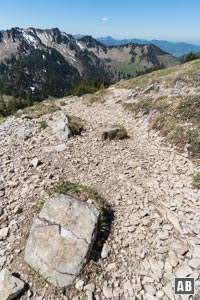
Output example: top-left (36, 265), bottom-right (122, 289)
top-left (46, 110), bottom-right (71, 141)
top-left (24, 193), bottom-right (99, 287)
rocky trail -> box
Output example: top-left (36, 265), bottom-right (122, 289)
top-left (1, 86), bottom-right (200, 300)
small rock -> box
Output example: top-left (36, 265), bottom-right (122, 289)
top-left (145, 293), bottom-right (158, 300)
top-left (101, 243), bottom-right (111, 259)
top-left (156, 290), bottom-right (164, 299)
top-left (0, 268), bottom-right (25, 300)
top-left (75, 279), bottom-right (84, 291)
top-left (188, 258), bottom-right (200, 269)
top-left (167, 210), bottom-right (182, 233)
top-left (171, 241), bottom-right (189, 256)
top-left (16, 109), bottom-right (23, 115)
top-left (144, 284), bottom-right (156, 295)
top-left (106, 263), bottom-right (117, 271)
top-left (43, 144), bottom-right (67, 153)
top-left (157, 230), bottom-right (169, 240)
top-left (85, 290), bottom-right (93, 300)
top-left (103, 285), bottom-right (113, 299)
top-left (175, 264), bottom-right (193, 277)
top-left (123, 280), bottom-right (134, 297)
top-left (30, 158), bottom-right (39, 168)
top-left (0, 227), bottom-right (9, 240)
top-left (163, 284), bottom-right (174, 300)
top-left (84, 283), bottom-right (95, 292)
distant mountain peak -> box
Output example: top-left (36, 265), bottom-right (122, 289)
top-left (96, 36), bottom-right (200, 57)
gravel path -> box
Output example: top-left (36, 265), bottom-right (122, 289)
top-left (1, 87), bottom-right (200, 299)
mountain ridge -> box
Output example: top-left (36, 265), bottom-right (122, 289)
top-left (0, 27), bottom-right (179, 101)
top-left (95, 36), bottom-right (200, 57)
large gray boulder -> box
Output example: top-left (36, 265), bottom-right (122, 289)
top-left (0, 268), bottom-right (25, 300)
top-left (24, 193), bottom-right (99, 287)
top-left (47, 111), bottom-right (71, 141)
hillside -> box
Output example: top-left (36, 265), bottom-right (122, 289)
top-left (97, 36), bottom-right (200, 57)
top-left (0, 27), bottom-right (112, 100)
top-left (80, 36), bottom-right (180, 77)
top-left (1, 60), bottom-right (200, 299)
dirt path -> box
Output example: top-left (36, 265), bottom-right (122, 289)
top-left (57, 88), bottom-right (200, 300)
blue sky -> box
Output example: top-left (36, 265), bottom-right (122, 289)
top-left (1, 0), bottom-right (200, 43)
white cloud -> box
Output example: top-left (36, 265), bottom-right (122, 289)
top-left (101, 17), bottom-right (109, 22)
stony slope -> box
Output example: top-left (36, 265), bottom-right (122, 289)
top-left (1, 62), bottom-right (200, 299)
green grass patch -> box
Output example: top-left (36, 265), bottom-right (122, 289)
top-left (175, 95), bottom-right (200, 122)
top-left (125, 94), bottom-right (200, 157)
top-left (118, 59), bottom-right (200, 90)
top-left (0, 116), bottom-right (7, 124)
top-left (83, 88), bottom-right (110, 104)
top-left (193, 173), bottom-right (200, 188)
top-left (34, 197), bottom-right (46, 214)
top-left (67, 115), bottom-right (84, 136)
top-left (38, 120), bottom-right (48, 131)
top-left (113, 124), bottom-right (128, 139)
top-left (124, 97), bottom-right (170, 116)
top-left (23, 101), bottom-right (60, 118)
top-left (27, 265), bottom-right (48, 287)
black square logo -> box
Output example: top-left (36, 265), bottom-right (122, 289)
top-left (174, 278), bottom-right (195, 295)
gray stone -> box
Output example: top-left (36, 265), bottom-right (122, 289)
top-left (0, 268), bottom-right (25, 300)
top-left (84, 283), bottom-right (95, 293)
top-left (0, 227), bottom-right (9, 241)
top-left (157, 230), bottom-right (169, 240)
top-left (156, 291), bottom-right (164, 299)
top-left (25, 193), bottom-right (99, 287)
top-left (75, 279), bottom-right (84, 291)
top-left (43, 144), bottom-right (67, 153)
top-left (123, 280), bottom-right (134, 297)
top-left (145, 294), bottom-right (158, 300)
top-left (103, 285), bottom-right (113, 299)
top-left (17, 127), bottom-right (32, 141)
top-left (163, 284), bottom-right (174, 300)
top-left (16, 109), bottom-right (23, 115)
top-left (85, 290), bottom-right (93, 300)
top-left (142, 84), bottom-right (154, 94)
top-left (101, 243), bottom-right (111, 259)
top-left (175, 264), bottom-right (193, 277)
top-left (47, 111), bottom-right (71, 141)
top-left (171, 241), bottom-right (189, 256)
top-left (144, 284), bottom-right (156, 296)
top-left (167, 210), bottom-right (182, 233)
top-left (188, 258), bottom-right (200, 269)
top-left (30, 158), bottom-right (39, 168)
